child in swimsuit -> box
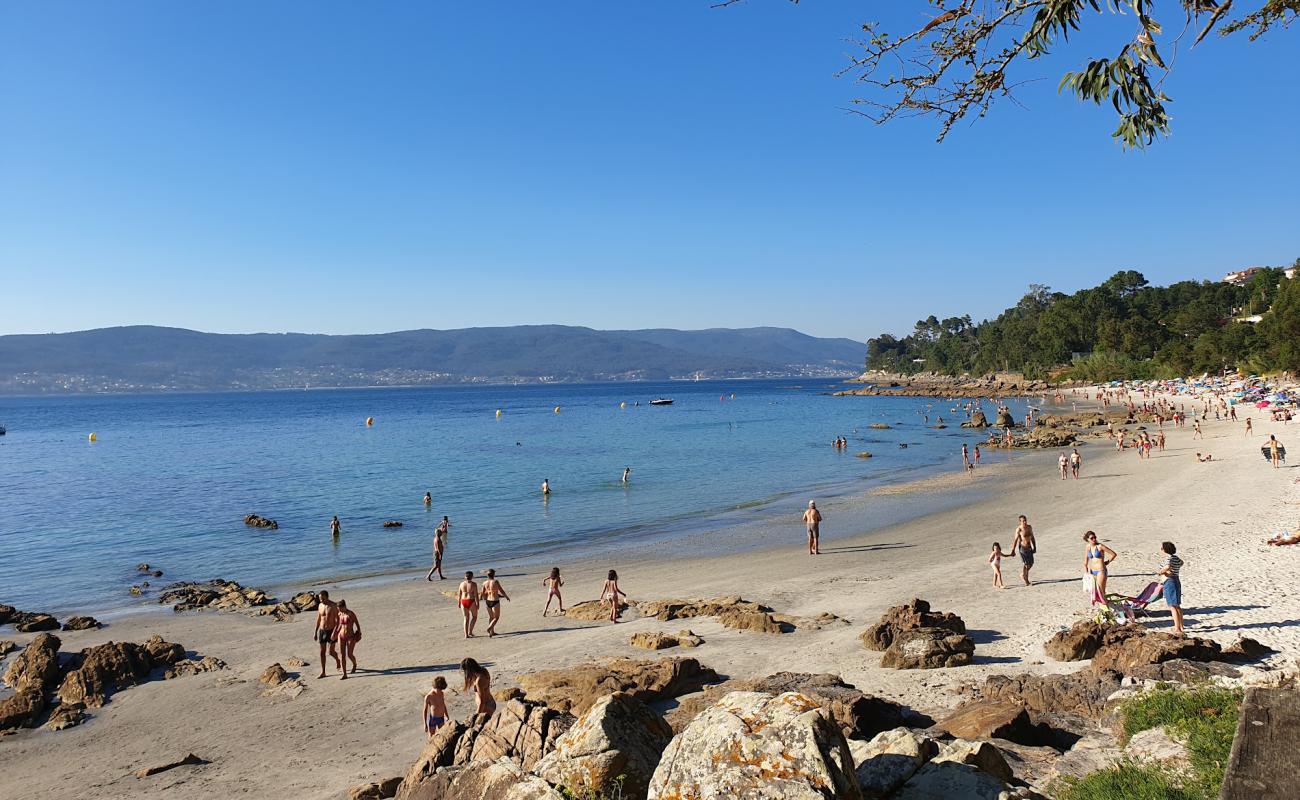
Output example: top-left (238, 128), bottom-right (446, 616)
top-left (988, 542), bottom-right (1007, 589)
top-left (423, 676), bottom-right (448, 737)
top-left (600, 569), bottom-right (626, 623)
top-left (542, 567), bottom-right (564, 617)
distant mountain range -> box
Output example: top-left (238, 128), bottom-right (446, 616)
top-left (0, 325), bottom-right (867, 393)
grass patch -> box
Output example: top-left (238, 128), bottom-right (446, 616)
top-left (1052, 684), bottom-right (1242, 800)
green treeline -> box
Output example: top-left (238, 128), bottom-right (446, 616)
top-left (866, 263), bottom-right (1300, 381)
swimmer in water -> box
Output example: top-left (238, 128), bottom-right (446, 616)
top-left (330, 515), bottom-right (340, 538)
top-left (424, 491), bottom-right (432, 506)
top-left (621, 467), bottom-right (631, 484)
top-left (541, 478), bottom-right (551, 495)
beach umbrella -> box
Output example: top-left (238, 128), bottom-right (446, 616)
top-left (1256, 400), bottom-right (1271, 408)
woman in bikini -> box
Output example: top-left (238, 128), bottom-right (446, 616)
top-left (456, 571), bottom-right (479, 638)
top-left (481, 569), bottom-right (511, 637)
top-left (334, 599), bottom-right (361, 679)
top-left (1082, 531), bottom-right (1117, 599)
top-left (542, 567), bottom-right (564, 617)
top-left (600, 569), bottom-right (626, 623)
top-left (460, 657), bottom-right (496, 719)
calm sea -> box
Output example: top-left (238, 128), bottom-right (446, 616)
top-left (0, 379), bottom-right (1032, 615)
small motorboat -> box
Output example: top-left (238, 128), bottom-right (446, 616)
top-left (649, 398), bottom-right (674, 406)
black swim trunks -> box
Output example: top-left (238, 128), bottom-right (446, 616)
top-left (317, 626), bottom-right (336, 645)
top-left (485, 599), bottom-right (500, 609)
top-left (1018, 547), bottom-right (1035, 568)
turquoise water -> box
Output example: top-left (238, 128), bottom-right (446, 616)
top-left (0, 380), bottom-right (1031, 615)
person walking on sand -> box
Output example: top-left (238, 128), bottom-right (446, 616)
top-left (802, 501), bottom-right (822, 555)
top-left (1245, 417), bottom-right (1253, 436)
top-left (1058, 451), bottom-right (1069, 480)
top-left (313, 590), bottom-right (341, 679)
top-left (426, 517), bottom-right (449, 581)
top-left (1069, 448), bottom-right (1082, 479)
top-left (1268, 434), bottom-right (1283, 469)
top-left (482, 568), bottom-right (510, 637)
top-left (335, 599), bottom-right (361, 678)
top-left (1083, 531), bottom-right (1117, 599)
top-left (1193, 420), bottom-right (1203, 440)
top-left (989, 542), bottom-right (1008, 589)
top-left (601, 569), bottom-right (626, 623)
top-left (542, 567), bottom-right (564, 616)
top-left (1157, 541), bottom-right (1185, 635)
top-left (457, 571), bottom-right (480, 638)
top-left (423, 676), bottom-right (449, 738)
top-left (330, 515), bottom-right (341, 538)
top-left (1009, 515), bottom-right (1037, 585)
top-left (460, 658), bottom-right (495, 719)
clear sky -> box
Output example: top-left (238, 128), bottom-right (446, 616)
top-left (2, 2), bottom-right (1297, 341)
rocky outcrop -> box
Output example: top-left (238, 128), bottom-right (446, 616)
top-left (535, 692), bottom-right (673, 800)
top-left (891, 760), bottom-right (1010, 800)
top-left (349, 777), bottom-right (403, 800)
top-left (932, 700), bottom-right (1034, 743)
top-left (860, 599), bottom-right (966, 652)
top-left (0, 603), bottom-right (59, 632)
top-left (244, 513), bottom-right (278, 529)
top-left (45, 701), bottom-right (85, 731)
top-left (637, 596), bottom-right (786, 633)
top-left (3, 632), bottom-right (62, 692)
top-left (383, 521), bottom-right (404, 528)
top-left (630, 630), bottom-right (703, 651)
top-left (61, 616), bottom-right (101, 631)
top-left (1088, 626), bottom-right (1221, 674)
top-left (1221, 636), bottom-right (1276, 663)
top-left (849, 728), bottom-right (941, 798)
top-left (1013, 428), bottom-right (1077, 448)
top-left (158, 579), bottom-right (277, 613)
top-left (1044, 620), bottom-right (1108, 662)
top-left (252, 591), bottom-right (320, 622)
top-left (0, 687), bottom-right (47, 730)
top-left (58, 636), bottom-right (186, 708)
top-left (647, 691), bottom-right (862, 800)
top-left (880, 628), bottom-right (975, 670)
top-left (994, 410), bottom-right (1017, 428)
top-left (564, 599), bottom-right (633, 622)
top-left (517, 657), bottom-right (721, 716)
top-left (667, 672), bottom-right (911, 741)
top-left (963, 669), bottom-right (1124, 721)
top-left (164, 656), bottom-right (227, 679)
top-left (399, 758), bottom-right (562, 800)
top-left (396, 698), bottom-right (573, 797)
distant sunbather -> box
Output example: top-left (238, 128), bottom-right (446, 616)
top-left (1196, 452), bottom-right (1213, 462)
top-left (1267, 527), bottom-right (1300, 546)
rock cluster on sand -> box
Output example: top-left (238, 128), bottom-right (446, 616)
top-left (1044, 619), bottom-right (1271, 674)
top-left (564, 598), bottom-right (633, 621)
top-left (243, 513), bottom-right (278, 529)
top-left (630, 630), bottom-right (703, 650)
top-left (515, 657), bottom-right (720, 716)
top-left (0, 632), bottom-right (217, 733)
top-left (0, 603), bottom-right (61, 633)
top-left (636, 595), bottom-right (846, 634)
top-left (861, 599), bottom-right (975, 669)
top-left (61, 616), bottom-right (100, 631)
top-left (157, 580), bottom-right (316, 620)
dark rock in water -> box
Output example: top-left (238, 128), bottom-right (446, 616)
top-left (382, 520), bottom-right (403, 528)
top-left (136, 563), bottom-right (151, 572)
top-left (860, 598), bottom-right (966, 651)
top-left (151, 570), bottom-right (163, 577)
top-left (1044, 620), bottom-right (1108, 662)
top-left (243, 514), bottom-right (278, 529)
top-left (61, 616), bottom-right (101, 631)
top-left (880, 627), bottom-right (975, 669)
top-left (159, 579), bottom-right (274, 613)
top-left (962, 411), bottom-right (990, 428)
top-left (995, 410), bottom-right (1017, 428)
top-left (129, 586), bottom-right (143, 595)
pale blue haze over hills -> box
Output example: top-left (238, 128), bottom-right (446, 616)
top-left (2, 2), bottom-right (1297, 341)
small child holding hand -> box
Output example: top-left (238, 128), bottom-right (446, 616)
top-left (989, 542), bottom-right (1008, 589)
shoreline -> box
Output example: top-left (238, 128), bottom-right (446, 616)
top-left (4, 391), bottom-right (1298, 799)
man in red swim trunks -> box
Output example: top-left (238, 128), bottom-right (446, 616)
top-left (457, 571), bottom-right (480, 638)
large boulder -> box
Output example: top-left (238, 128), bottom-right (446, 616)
top-left (880, 628), bottom-right (974, 670)
top-left (158, 579), bottom-right (276, 613)
top-left (994, 410), bottom-right (1017, 428)
top-left (16, 614), bottom-right (61, 633)
top-left (61, 616), bottom-right (101, 631)
top-left (397, 697), bottom-right (573, 796)
top-left (1089, 627), bottom-right (1221, 675)
top-left (932, 700), bottom-right (1033, 743)
top-left (665, 672), bottom-right (911, 740)
top-left (535, 692), bottom-right (673, 800)
top-left (0, 687), bottom-right (47, 730)
top-left (931, 740), bottom-right (1013, 784)
top-left (970, 670), bottom-right (1123, 721)
top-left (517, 657), bottom-right (720, 716)
top-left (848, 728), bottom-right (940, 798)
top-left (3, 632), bottom-right (62, 691)
top-left (860, 600), bottom-right (966, 652)
top-left (648, 691), bottom-right (862, 800)
top-left (58, 641), bottom-right (156, 708)
top-left (637, 596), bottom-right (787, 634)
top-left (962, 411), bottom-right (990, 428)
top-left (1044, 620), bottom-right (1108, 662)
top-left (891, 760), bottom-right (1009, 800)
top-left (398, 757), bottom-right (561, 800)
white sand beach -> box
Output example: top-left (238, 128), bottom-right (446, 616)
top-left (2, 397), bottom-right (1298, 799)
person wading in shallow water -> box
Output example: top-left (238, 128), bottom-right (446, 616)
top-left (426, 516), bottom-right (449, 581)
top-left (802, 500), bottom-right (822, 555)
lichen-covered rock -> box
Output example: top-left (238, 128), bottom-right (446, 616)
top-left (932, 740), bottom-right (1013, 784)
top-left (891, 760), bottom-right (1009, 800)
top-left (648, 691), bottom-right (863, 800)
top-left (880, 627), bottom-right (974, 669)
top-left (535, 692), bottom-right (673, 800)
top-left (517, 657), bottom-right (720, 716)
top-left (399, 758), bottom-right (562, 800)
top-left (860, 599), bottom-right (966, 652)
top-left (1044, 620), bottom-right (1108, 662)
top-left (61, 616), bottom-right (101, 631)
top-left (848, 727), bottom-right (940, 798)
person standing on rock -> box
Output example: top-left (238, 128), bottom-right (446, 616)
top-left (460, 658), bottom-right (495, 719)
top-left (802, 501), bottom-right (822, 555)
top-left (1008, 515), bottom-right (1037, 586)
top-left (313, 590), bottom-right (341, 679)
top-left (457, 571), bottom-right (480, 638)
top-left (335, 599), bottom-right (361, 679)
top-left (482, 569), bottom-right (510, 637)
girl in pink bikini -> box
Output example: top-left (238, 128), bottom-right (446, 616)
top-left (542, 567), bottom-right (564, 617)
top-left (334, 599), bottom-right (361, 679)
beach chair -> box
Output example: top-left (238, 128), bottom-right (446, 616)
top-left (1105, 582), bottom-right (1162, 622)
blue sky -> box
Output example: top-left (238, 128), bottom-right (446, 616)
top-left (2, 2), bottom-right (1297, 341)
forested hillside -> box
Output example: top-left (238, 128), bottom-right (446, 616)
top-left (867, 262), bottom-right (1300, 380)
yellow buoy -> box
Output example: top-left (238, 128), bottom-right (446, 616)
top-left (554, 406), bottom-right (561, 413)
top-left (496, 409), bottom-right (503, 418)
top-left (365, 417), bottom-right (374, 426)
top-left (619, 401), bottom-right (626, 409)
top-left (88, 432), bottom-right (97, 442)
